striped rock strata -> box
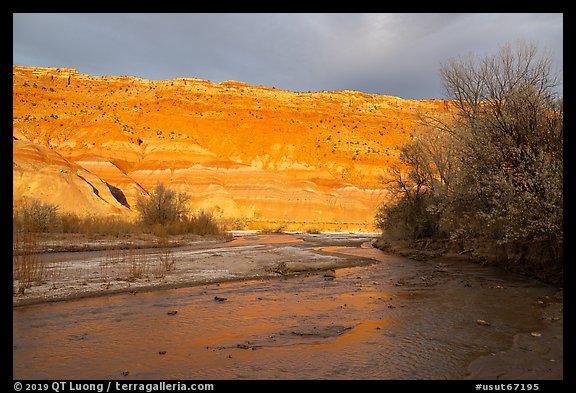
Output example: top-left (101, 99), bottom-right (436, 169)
top-left (12, 66), bottom-right (453, 231)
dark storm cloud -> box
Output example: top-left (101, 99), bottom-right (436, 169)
top-left (13, 13), bottom-right (563, 99)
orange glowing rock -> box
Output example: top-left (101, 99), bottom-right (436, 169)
top-left (12, 65), bottom-right (454, 231)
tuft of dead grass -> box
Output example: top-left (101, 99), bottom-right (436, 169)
top-left (13, 230), bottom-right (46, 294)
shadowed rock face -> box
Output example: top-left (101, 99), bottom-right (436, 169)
top-left (13, 139), bottom-right (129, 216)
top-left (12, 66), bottom-right (454, 230)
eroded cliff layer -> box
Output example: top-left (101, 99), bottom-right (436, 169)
top-left (13, 66), bottom-right (453, 231)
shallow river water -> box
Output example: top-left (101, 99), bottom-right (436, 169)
top-left (13, 234), bottom-right (558, 379)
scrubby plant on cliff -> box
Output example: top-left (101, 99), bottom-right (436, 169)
top-left (377, 41), bottom-right (563, 244)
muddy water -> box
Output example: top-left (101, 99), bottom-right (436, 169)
top-left (13, 234), bottom-right (557, 379)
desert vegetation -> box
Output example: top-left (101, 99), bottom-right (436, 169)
top-left (13, 230), bottom-right (44, 294)
top-left (135, 182), bottom-right (221, 236)
top-left (375, 42), bottom-right (562, 281)
top-left (13, 183), bottom-right (223, 237)
top-left (12, 183), bottom-right (226, 296)
top-left (13, 182), bottom-right (224, 276)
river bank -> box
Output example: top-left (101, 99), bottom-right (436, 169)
top-left (372, 237), bottom-right (563, 285)
top-left (12, 232), bottom-right (377, 307)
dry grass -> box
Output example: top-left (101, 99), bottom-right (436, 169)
top-left (13, 205), bottom-right (225, 238)
top-left (258, 225), bottom-right (287, 234)
top-left (13, 231), bottom-right (185, 296)
top-left (125, 246), bottom-right (149, 281)
top-left (13, 230), bottom-right (46, 294)
top-left (100, 246), bottom-right (169, 282)
top-left (12, 201), bottom-right (230, 296)
top-left (156, 239), bottom-right (175, 274)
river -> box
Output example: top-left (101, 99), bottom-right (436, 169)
top-left (12, 233), bottom-right (562, 380)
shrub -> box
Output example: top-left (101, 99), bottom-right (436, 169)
top-left (13, 185), bottom-right (224, 237)
top-left (136, 182), bottom-right (189, 226)
top-left (170, 211), bottom-right (221, 236)
top-left (377, 41), bottom-right (562, 244)
top-left (376, 192), bottom-right (443, 240)
top-left (14, 198), bottom-right (60, 232)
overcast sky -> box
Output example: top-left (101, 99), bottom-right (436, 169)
top-left (13, 13), bottom-right (563, 99)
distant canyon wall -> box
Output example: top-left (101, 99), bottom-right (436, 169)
top-left (12, 66), bottom-right (454, 231)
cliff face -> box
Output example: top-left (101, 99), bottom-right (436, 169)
top-left (12, 65), bottom-right (453, 231)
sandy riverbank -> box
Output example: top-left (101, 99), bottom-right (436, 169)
top-left (12, 232), bottom-right (376, 307)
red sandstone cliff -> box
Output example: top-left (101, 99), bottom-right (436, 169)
top-left (12, 65), bottom-right (453, 231)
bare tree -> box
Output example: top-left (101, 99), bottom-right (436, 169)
top-left (136, 182), bottom-right (190, 226)
top-left (376, 132), bottom-right (452, 239)
top-left (377, 41), bottom-right (562, 242)
top-left (440, 41), bottom-right (562, 241)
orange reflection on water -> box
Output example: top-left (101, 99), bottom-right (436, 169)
top-left (318, 243), bottom-right (391, 263)
top-left (227, 234), bottom-right (304, 246)
top-left (14, 265), bottom-right (397, 380)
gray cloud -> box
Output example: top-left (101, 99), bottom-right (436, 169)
top-left (13, 13), bottom-right (563, 99)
